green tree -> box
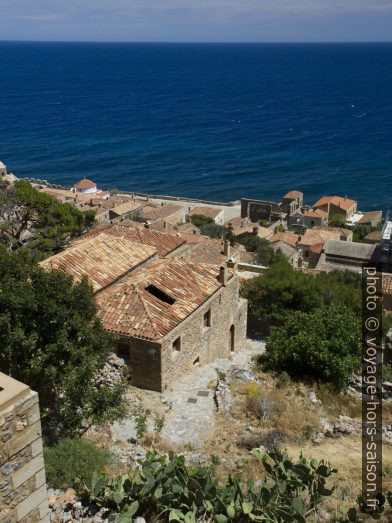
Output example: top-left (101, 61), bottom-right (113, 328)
top-left (0, 180), bottom-right (95, 255)
top-left (189, 214), bottom-right (214, 228)
top-left (237, 233), bottom-right (286, 266)
top-left (243, 262), bottom-right (361, 326)
top-left (263, 305), bottom-right (361, 390)
top-left (0, 247), bottom-right (126, 441)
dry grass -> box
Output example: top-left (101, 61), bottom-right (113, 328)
top-left (286, 438), bottom-right (392, 521)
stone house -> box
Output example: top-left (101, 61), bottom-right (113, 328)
top-left (281, 190), bottom-right (303, 215)
top-left (97, 258), bottom-right (247, 392)
top-left (312, 196), bottom-right (357, 223)
top-left (304, 208), bottom-right (328, 228)
top-left (357, 211), bottom-right (383, 228)
top-left (315, 240), bottom-right (378, 273)
top-left (140, 203), bottom-right (186, 225)
top-left (187, 206), bottom-right (225, 225)
top-left (299, 226), bottom-right (352, 262)
top-left (240, 198), bottom-right (283, 222)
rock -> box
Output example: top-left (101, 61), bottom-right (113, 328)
top-left (214, 379), bottom-right (232, 411)
top-left (229, 367), bottom-right (260, 383)
top-left (308, 391), bottom-right (321, 405)
top-left (134, 518), bottom-right (147, 523)
top-left (333, 416), bottom-right (361, 437)
top-left (311, 432), bottom-right (325, 444)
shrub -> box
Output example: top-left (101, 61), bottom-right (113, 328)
top-left (189, 214), bottom-right (214, 228)
top-left (199, 222), bottom-right (227, 239)
top-left (44, 438), bottom-right (112, 491)
top-left (264, 304), bottom-right (362, 390)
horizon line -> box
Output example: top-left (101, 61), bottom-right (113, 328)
top-left (1, 39), bottom-right (392, 45)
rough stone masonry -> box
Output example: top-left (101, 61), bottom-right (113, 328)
top-left (0, 373), bottom-right (49, 522)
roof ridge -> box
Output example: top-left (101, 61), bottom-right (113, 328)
top-left (134, 285), bottom-right (161, 338)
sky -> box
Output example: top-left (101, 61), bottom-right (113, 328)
top-left (1, 0), bottom-right (392, 43)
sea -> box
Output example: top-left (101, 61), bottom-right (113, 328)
top-left (0, 42), bottom-right (392, 210)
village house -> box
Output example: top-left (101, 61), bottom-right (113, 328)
top-left (315, 239), bottom-right (378, 273)
top-left (281, 190), bottom-right (303, 215)
top-left (357, 210), bottom-right (383, 228)
top-left (108, 200), bottom-right (145, 221)
top-left (298, 226), bottom-right (353, 264)
top-left (240, 198), bottom-right (283, 223)
top-left (187, 206), bottom-right (225, 225)
top-left (40, 233), bottom-right (157, 293)
top-left (97, 258), bottom-right (247, 391)
top-left (140, 203), bottom-right (186, 225)
top-left (269, 231), bottom-right (299, 248)
top-left (312, 195), bottom-right (357, 223)
top-left (303, 208), bottom-right (328, 228)
top-left (363, 230), bottom-right (382, 245)
top-left (172, 238), bottom-right (239, 266)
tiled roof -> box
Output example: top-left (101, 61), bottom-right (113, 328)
top-left (301, 229), bottom-right (340, 246)
top-left (304, 209), bottom-right (328, 218)
top-left (79, 223), bottom-right (186, 257)
top-left (358, 211), bottom-right (383, 224)
top-left (313, 225), bottom-right (352, 238)
top-left (283, 190), bottom-right (303, 199)
top-left (270, 232), bottom-right (299, 248)
top-left (141, 204), bottom-right (183, 222)
top-left (174, 241), bottom-right (235, 265)
top-left (364, 230), bottom-right (382, 242)
top-left (110, 201), bottom-right (143, 216)
top-left (97, 259), bottom-right (230, 340)
top-left (188, 206), bottom-right (223, 219)
top-left (40, 233), bottom-right (157, 292)
top-left (313, 196), bottom-right (356, 211)
top-left (271, 240), bottom-right (296, 258)
top-left (309, 242), bottom-right (324, 254)
top-left (74, 178), bottom-right (96, 189)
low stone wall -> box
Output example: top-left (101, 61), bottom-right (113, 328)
top-left (0, 373), bottom-right (49, 522)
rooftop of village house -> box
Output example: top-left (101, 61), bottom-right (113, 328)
top-left (283, 190), bottom-right (303, 200)
top-left (312, 195), bottom-right (357, 210)
top-left (80, 223), bottom-right (186, 257)
top-left (40, 233), bottom-right (157, 292)
top-left (97, 258), bottom-right (233, 341)
top-left (187, 206), bottom-right (223, 219)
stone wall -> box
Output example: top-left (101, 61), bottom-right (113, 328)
top-left (160, 274), bottom-right (247, 390)
top-left (0, 373), bottom-right (49, 523)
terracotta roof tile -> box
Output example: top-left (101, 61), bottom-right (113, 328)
top-left (79, 223), bottom-right (186, 257)
top-left (304, 209), bottom-right (328, 218)
top-left (40, 233), bottom-right (156, 292)
top-left (283, 190), bottom-right (303, 199)
top-left (73, 178), bottom-right (97, 189)
top-left (97, 259), bottom-right (230, 340)
top-left (188, 206), bottom-right (223, 219)
top-left (313, 195), bottom-right (356, 211)
top-left (141, 204), bottom-right (183, 222)
top-left (270, 232), bottom-right (299, 248)
top-left (358, 211), bottom-right (383, 224)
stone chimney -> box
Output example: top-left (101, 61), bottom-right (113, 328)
top-left (218, 265), bottom-right (228, 286)
top-left (223, 239), bottom-right (230, 257)
top-left (163, 221), bottom-right (168, 231)
top-left (144, 220), bottom-right (151, 229)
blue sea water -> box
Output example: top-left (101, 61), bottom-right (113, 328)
top-left (0, 42), bottom-right (392, 210)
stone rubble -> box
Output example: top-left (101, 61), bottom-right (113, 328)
top-left (93, 353), bottom-right (126, 389)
